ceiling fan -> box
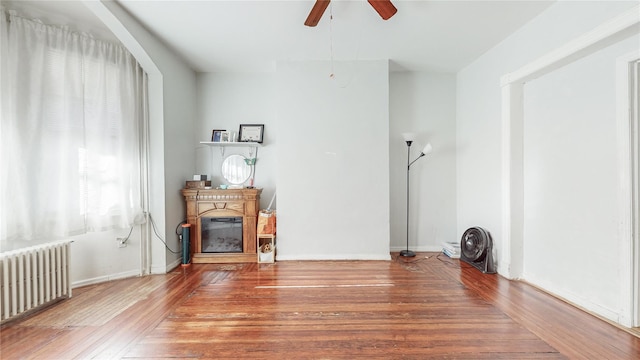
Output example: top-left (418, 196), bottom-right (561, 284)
top-left (304, 0), bottom-right (397, 27)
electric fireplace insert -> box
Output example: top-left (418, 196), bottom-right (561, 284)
top-left (201, 216), bottom-right (243, 253)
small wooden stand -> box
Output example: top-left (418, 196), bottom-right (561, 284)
top-left (257, 234), bottom-right (276, 263)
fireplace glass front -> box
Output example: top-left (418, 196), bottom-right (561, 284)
top-left (201, 217), bottom-right (243, 253)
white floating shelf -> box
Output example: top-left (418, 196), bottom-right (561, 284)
top-left (200, 141), bottom-right (262, 147)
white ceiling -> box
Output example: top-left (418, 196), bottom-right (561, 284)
top-left (4, 0), bottom-right (119, 43)
top-left (6, 0), bottom-right (555, 73)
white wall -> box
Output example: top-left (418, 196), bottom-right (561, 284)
top-left (158, 58), bottom-right (198, 270)
top-left (389, 72), bottom-right (457, 251)
top-left (457, 1), bottom-right (639, 324)
top-left (86, 0), bottom-right (197, 276)
top-left (275, 60), bottom-right (390, 260)
top-left (196, 73), bottom-right (277, 209)
top-left (523, 36), bottom-right (639, 322)
top-left (195, 70), bottom-right (457, 258)
top-left (70, 229), bottom-right (141, 286)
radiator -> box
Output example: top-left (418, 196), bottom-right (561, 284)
top-left (0, 241), bottom-right (72, 323)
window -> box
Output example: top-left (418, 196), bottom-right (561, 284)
top-left (0, 10), bottom-right (147, 244)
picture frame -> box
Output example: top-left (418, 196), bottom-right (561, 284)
top-left (220, 131), bottom-right (231, 142)
top-left (238, 124), bottom-right (264, 143)
top-left (211, 129), bottom-right (225, 142)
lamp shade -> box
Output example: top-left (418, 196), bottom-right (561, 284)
top-left (421, 143), bottom-right (433, 155)
top-left (402, 132), bottom-right (416, 142)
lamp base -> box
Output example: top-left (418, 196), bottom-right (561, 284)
top-left (399, 249), bottom-right (416, 257)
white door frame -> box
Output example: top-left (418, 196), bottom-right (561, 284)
top-left (634, 59), bottom-right (640, 327)
top-left (617, 54), bottom-right (640, 327)
top-left (500, 6), bottom-right (639, 326)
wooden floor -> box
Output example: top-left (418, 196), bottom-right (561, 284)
top-left (1, 253), bottom-right (639, 359)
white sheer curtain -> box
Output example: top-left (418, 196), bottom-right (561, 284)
top-left (0, 9), bottom-right (146, 245)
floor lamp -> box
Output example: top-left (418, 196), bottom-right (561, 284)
top-left (400, 133), bottom-right (433, 257)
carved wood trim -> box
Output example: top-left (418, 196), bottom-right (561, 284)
top-left (181, 188), bottom-right (262, 263)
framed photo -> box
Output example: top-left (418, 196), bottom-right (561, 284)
top-left (220, 131), bottom-right (231, 142)
top-left (238, 124), bottom-right (264, 143)
top-left (211, 129), bottom-right (225, 142)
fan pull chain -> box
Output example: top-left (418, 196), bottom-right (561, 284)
top-left (329, 3), bottom-right (334, 78)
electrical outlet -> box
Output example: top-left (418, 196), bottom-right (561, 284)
top-left (116, 237), bottom-right (127, 248)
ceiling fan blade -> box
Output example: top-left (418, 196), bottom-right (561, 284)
top-left (304, 0), bottom-right (331, 27)
top-left (368, 0), bottom-right (397, 20)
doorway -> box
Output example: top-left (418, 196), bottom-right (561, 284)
top-left (501, 6), bottom-right (640, 328)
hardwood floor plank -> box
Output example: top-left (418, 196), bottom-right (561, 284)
top-left (125, 340), bottom-right (561, 359)
top-left (429, 254), bottom-right (640, 359)
top-left (125, 259), bottom-right (560, 359)
top-left (1, 253), bottom-right (638, 359)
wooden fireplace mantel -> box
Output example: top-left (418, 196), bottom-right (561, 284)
top-left (181, 188), bottom-right (262, 263)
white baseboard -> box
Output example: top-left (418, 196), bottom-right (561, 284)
top-left (72, 258), bottom-right (182, 288)
top-left (149, 256), bottom-right (182, 275)
top-left (72, 269), bottom-right (141, 289)
top-left (276, 253), bottom-right (391, 261)
top-left (390, 245), bottom-right (442, 252)
top-left (166, 258), bottom-right (182, 272)
top-left (524, 279), bottom-right (621, 325)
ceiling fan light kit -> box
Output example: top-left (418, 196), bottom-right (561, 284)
top-left (304, 0), bottom-right (397, 27)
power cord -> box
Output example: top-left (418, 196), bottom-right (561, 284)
top-left (435, 252), bottom-right (473, 269)
top-left (119, 226), bottom-right (134, 244)
top-left (392, 252), bottom-right (474, 272)
top-left (175, 220), bottom-right (187, 236)
top-left (148, 212), bottom-right (182, 254)
top-left (392, 253), bottom-right (431, 264)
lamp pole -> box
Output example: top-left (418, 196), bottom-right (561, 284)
top-left (400, 138), bottom-right (432, 258)
top-left (400, 140), bottom-right (416, 257)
